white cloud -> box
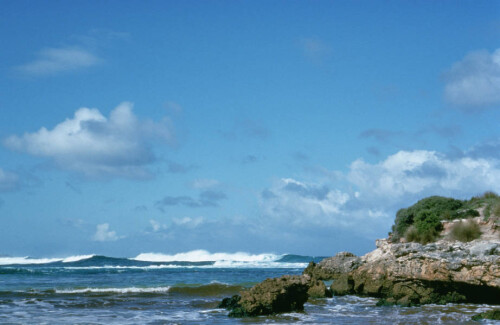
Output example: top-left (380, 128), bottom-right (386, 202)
top-left (172, 216), bottom-right (204, 228)
top-left (260, 178), bottom-right (351, 228)
top-left (149, 219), bottom-right (167, 232)
top-left (4, 102), bottom-right (174, 178)
top-left (0, 168), bottom-right (19, 192)
top-left (92, 223), bottom-right (119, 242)
top-left (16, 46), bottom-right (100, 76)
top-left (444, 48), bottom-right (500, 108)
top-left (348, 150), bottom-right (500, 200)
top-left (260, 150), bottom-right (500, 237)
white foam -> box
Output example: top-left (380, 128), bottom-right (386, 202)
top-left (62, 262), bottom-right (306, 270)
top-left (133, 250), bottom-right (280, 263)
top-left (212, 260), bottom-right (307, 268)
top-left (62, 254), bottom-right (95, 263)
top-left (0, 257), bottom-right (61, 265)
top-left (0, 255), bottom-right (94, 265)
top-left (55, 286), bottom-right (171, 294)
top-left (63, 265), bottom-right (180, 270)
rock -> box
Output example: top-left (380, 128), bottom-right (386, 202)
top-left (304, 221), bottom-right (500, 307)
top-left (218, 295), bottom-right (241, 309)
top-left (330, 274), bottom-right (354, 296)
top-left (303, 251), bottom-right (362, 280)
top-left (471, 309), bottom-right (500, 321)
top-left (306, 276), bottom-right (332, 298)
top-left (220, 275), bottom-right (310, 317)
top-left (348, 238), bottom-right (500, 305)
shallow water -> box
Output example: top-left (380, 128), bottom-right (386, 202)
top-left (0, 254), bottom-right (497, 324)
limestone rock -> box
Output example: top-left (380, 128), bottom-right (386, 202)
top-left (349, 238), bottom-right (500, 305)
top-left (306, 221), bottom-right (499, 306)
top-left (303, 251), bottom-right (361, 280)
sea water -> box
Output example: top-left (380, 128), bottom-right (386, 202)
top-left (0, 252), bottom-right (497, 324)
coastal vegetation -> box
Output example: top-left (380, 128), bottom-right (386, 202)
top-left (391, 192), bottom-right (500, 244)
top-left (450, 219), bottom-right (481, 242)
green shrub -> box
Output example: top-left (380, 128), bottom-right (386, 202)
top-left (465, 191), bottom-right (500, 218)
top-left (492, 203), bottom-right (500, 217)
top-left (404, 225), bottom-right (419, 243)
top-left (460, 209), bottom-right (480, 218)
top-left (450, 220), bottom-right (481, 242)
top-left (392, 196), bottom-right (461, 240)
top-left (481, 191), bottom-right (499, 199)
top-left (403, 210), bottom-right (443, 244)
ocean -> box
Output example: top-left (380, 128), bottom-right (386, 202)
top-left (0, 251), bottom-right (497, 324)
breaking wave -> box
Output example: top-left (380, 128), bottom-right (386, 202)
top-left (0, 251), bottom-right (324, 268)
top-left (133, 250), bottom-right (280, 263)
top-left (0, 255), bottom-right (95, 265)
top-left (55, 286), bottom-right (172, 294)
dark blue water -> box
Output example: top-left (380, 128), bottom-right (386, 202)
top-left (0, 253), bottom-right (497, 324)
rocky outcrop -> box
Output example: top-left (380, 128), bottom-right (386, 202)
top-left (354, 238), bottom-right (499, 305)
top-left (219, 275), bottom-right (310, 317)
top-left (306, 275), bottom-right (332, 298)
top-left (304, 251), bottom-right (362, 280)
top-left (306, 237), bottom-right (500, 305)
top-left (330, 274), bottom-right (355, 296)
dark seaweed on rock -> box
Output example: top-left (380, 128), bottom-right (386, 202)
top-left (471, 309), bottom-right (500, 321)
top-left (219, 275), bottom-right (311, 317)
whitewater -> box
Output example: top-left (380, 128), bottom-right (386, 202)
top-left (0, 250), bottom-right (497, 324)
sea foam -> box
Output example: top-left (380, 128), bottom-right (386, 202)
top-left (133, 250), bottom-right (280, 263)
top-left (0, 255), bottom-right (95, 265)
top-left (55, 286), bottom-right (171, 294)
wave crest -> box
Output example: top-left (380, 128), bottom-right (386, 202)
top-left (133, 250), bottom-right (280, 263)
top-left (55, 286), bottom-right (171, 294)
top-left (0, 255), bottom-right (95, 266)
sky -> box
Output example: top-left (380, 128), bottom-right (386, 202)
top-left (1, 1), bottom-right (500, 258)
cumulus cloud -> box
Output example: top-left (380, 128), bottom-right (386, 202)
top-left (444, 48), bottom-right (500, 109)
top-left (260, 150), bottom-right (500, 237)
top-left (348, 150), bottom-right (500, 200)
top-left (0, 168), bottom-right (20, 192)
top-left (16, 46), bottom-right (100, 76)
top-left (261, 178), bottom-right (351, 228)
top-left (4, 102), bottom-right (174, 178)
top-left (92, 223), bottom-right (120, 242)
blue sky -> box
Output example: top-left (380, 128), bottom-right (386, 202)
top-left (1, 1), bottom-right (500, 257)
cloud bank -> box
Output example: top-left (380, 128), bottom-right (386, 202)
top-left (260, 150), bottom-right (500, 237)
top-left (4, 102), bottom-right (174, 178)
top-left (444, 48), bottom-right (500, 109)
